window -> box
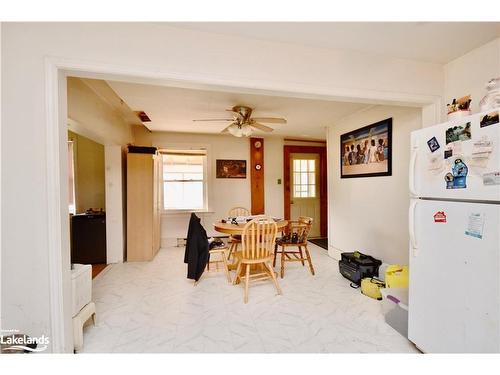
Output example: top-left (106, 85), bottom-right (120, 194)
top-left (293, 159), bottom-right (316, 198)
top-left (162, 151), bottom-right (207, 210)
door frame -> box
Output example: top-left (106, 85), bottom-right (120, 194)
top-left (284, 145), bottom-right (327, 237)
top-left (42, 54), bottom-right (440, 352)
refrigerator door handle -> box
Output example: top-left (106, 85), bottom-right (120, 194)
top-left (409, 147), bottom-right (418, 197)
top-left (409, 199), bottom-right (418, 256)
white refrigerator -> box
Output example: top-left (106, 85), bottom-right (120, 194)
top-left (408, 108), bottom-right (500, 353)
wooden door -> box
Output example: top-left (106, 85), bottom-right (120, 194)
top-left (127, 153), bottom-right (154, 261)
top-left (290, 153), bottom-right (321, 237)
top-left (284, 146), bottom-right (327, 237)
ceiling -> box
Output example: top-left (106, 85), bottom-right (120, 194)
top-left (171, 22), bottom-right (500, 64)
top-left (107, 80), bottom-right (369, 139)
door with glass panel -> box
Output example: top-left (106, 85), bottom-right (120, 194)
top-left (290, 153), bottom-right (321, 237)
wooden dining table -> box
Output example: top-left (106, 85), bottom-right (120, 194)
top-left (213, 219), bottom-right (288, 236)
top-left (213, 219), bottom-right (288, 276)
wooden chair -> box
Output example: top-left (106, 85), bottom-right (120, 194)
top-left (227, 206), bottom-right (250, 260)
top-left (228, 207), bottom-right (250, 217)
top-left (233, 217), bottom-right (282, 303)
top-left (273, 216), bottom-right (315, 278)
top-left (194, 245), bottom-right (232, 285)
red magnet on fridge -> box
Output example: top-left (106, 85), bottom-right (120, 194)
top-left (433, 211), bottom-right (447, 223)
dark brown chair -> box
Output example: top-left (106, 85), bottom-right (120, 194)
top-left (273, 216), bottom-right (315, 278)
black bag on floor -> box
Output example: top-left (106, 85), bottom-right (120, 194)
top-left (339, 251), bottom-right (382, 287)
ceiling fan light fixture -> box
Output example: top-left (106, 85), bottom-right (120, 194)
top-left (193, 105), bottom-right (285, 136)
top-left (227, 123), bottom-right (253, 137)
top-left (228, 123), bottom-right (243, 137)
top-left (241, 124), bottom-right (253, 137)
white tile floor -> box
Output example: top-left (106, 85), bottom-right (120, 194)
top-left (81, 244), bottom-right (418, 353)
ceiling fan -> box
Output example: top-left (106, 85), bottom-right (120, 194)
top-left (193, 105), bottom-right (287, 137)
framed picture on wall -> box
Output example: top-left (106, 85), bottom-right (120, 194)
top-left (340, 118), bottom-right (392, 178)
top-left (216, 159), bottom-right (247, 178)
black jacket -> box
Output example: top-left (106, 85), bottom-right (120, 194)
top-left (184, 213), bottom-right (209, 281)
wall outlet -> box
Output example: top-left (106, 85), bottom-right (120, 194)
top-left (277, 178), bottom-right (282, 185)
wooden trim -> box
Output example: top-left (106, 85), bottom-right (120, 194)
top-left (283, 145), bottom-right (327, 237)
top-left (250, 137), bottom-right (265, 215)
top-left (284, 138), bottom-right (327, 144)
top-left (159, 150), bottom-right (207, 156)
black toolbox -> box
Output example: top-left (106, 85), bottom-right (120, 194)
top-left (339, 252), bottom-right (382, 286)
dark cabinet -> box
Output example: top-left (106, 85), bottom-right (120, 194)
top-left (71, 213), bottom-right (106, 264)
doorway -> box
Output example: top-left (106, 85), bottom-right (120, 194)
top-left (41, 57), bottom-right (438, 352)
top-left (284, 146), bottom-right (327, 238)
top-left (67, 130), bottom-right (108, 278)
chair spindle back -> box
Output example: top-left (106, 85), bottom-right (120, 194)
top-left (228, 206), bottom-right (250, 217)
top-left (241, 217), bottom-right (278, 260)
top-left (296, 216), bottom-right (313, 243)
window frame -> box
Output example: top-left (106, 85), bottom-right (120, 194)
top-left (160, 149), bottom-right (210, 214)
top-left (292, 158), bottom-right (317, 199)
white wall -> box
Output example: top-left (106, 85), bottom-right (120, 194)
top-left (68, 131), bottom-right (106, 213)
top-left (67, 77), bottom-right (133, 145)
top-left (444, 38), bottom-right (500, 115)
top-left (327, 105), bottom-right (422, 265)
top-left (1, 22), bottom-right (444, 352)
top-left (133, 128), bottom-right (285, 242)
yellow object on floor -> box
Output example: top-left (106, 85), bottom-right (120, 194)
top-left (361, 278), bottom-right (385, 300)
top-left (385, 265), bottom-right (409, 288)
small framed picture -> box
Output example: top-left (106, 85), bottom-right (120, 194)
top-left (427, 136), bottom-right (440, 153)
top-left (216, 159), bottom-right (247, 178)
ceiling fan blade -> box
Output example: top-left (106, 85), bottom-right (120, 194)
top-left (225, 109), bottom-right (244, 121)
top-left (221, 122), bottom-right (237, 133)
top-left (251, 117), bottom-right (287, 124)
top-left (251, 122), bottom-right (274, 132)
top-left (193, 118), bottom-right (234, 122)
